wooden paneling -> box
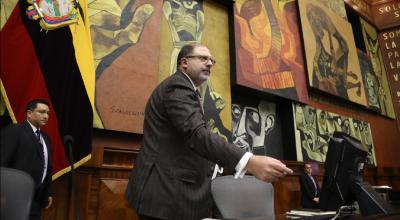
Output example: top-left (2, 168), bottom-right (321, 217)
top-left (378, 27), bottom-right (400, 129)
top-left (371, 1), bottom-right (400, 30)
top-left (274, 175), bottom-right (301, 214)
top-left (41, 129), bottom-right (141, 220)
top-left (97, 179), bottom-right (138, 220)
top-left (345, 0), bottom-right (374, 22)
top-left (345, 0), bottom-right (400, 30)
top-left (103, 148), bottom-right (137, 169)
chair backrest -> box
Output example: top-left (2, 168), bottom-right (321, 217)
top-left (211, 175), bottom-right (275, 219)
top-left (1, 167), bottom-right (35, 220)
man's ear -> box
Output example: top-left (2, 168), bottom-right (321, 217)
top-left (264, 114), bottom-right (275, 136)
top-left (180, 58), bottom-right (189, 69)
top-left (27, 110), bottom-right (32, 118)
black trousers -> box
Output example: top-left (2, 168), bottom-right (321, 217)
top-left (29, 200), bottom-right (42, 220)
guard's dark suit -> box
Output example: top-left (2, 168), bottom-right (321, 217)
top-left (299, 172), bottom-right (320, 209)
top-left (125, 71), bottom-right (245, 220)
top-left (1, 121), bottom-right (52, 218)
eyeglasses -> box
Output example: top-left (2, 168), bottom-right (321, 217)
top-left (185, 55), bottom-right (216, 65)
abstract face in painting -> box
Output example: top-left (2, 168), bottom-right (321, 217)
top-left (232, 102), bottom-right (275, 152)
top-left (341, 118), bottom-right (351, 135)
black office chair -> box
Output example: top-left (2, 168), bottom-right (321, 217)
top-left (1, 167), bottom-right (35, 220)
top-left (211, 175), bottom-right (275, 219)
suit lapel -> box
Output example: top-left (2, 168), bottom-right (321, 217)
top-left (22, 122), bottom-right (45, 162)
top-left (307, 175), bottom-right (318, 195)
top-left (176, 71), bottom-right (204, 114)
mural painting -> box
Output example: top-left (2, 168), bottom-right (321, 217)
top-left (233, 0), bottom-right (308, 103)
top-left (90, 0), bottom-right (163, 133)
top-left (360, 18), bottom-right (396, 118)
top-left (299, 0), bottom-right (367, 106)
top-left (357, 50), bottom-right (380, 111)
top-left (293, 103), bottom-right (376, 165)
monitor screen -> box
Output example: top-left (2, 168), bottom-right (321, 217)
top-left (319, 132), bottom-right (394, 216)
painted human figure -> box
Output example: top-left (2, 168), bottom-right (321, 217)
top-left (232, 101), bottom-right (275, 155)
top-left (306, 3), bottom-right (361, 98)
top-left (163, 0), bottom-right (204, 73)
top-left (362, 20), bottom-right (392, 115)
top-left (295, 105), bottom-right (328, 162)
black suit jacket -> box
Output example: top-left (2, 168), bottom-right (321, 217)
top-left (1, 121), bottom-right (52, 209)
top-left (299, 173), bottom-right (320, 209)
top-left (125, 71), bottom-right (245, 219)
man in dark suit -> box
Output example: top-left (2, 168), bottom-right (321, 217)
top-left (1, 99), bottom-right (53, 220)
top-left (125, 44), bottom-right (293, 220)
top-left (299, 162), bottom-right (320, 209)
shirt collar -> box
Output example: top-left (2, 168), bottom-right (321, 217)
top-left (181, 71), bottom-right (197, 91)
top-left (27, 120), bottom-right (39, 133)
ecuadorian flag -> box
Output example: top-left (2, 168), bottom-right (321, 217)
top-left (0, 0), bottom-right (95, 179)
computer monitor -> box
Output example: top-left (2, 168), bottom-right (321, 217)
top-left (319, 132), bottom-right (394, 216)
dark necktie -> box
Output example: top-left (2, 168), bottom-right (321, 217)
top-left (35, 130), bottom-right (41, 143)
top-left (195, 90), bottom-right (204, 114)
top-left (35, 130), bottom-right (45, 161)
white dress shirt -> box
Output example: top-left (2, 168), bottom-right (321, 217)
top-left (28, 121), bottom-right (49, 183)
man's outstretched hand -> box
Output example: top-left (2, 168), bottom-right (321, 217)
top-left (246, 155), bottom-right (293, 182)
